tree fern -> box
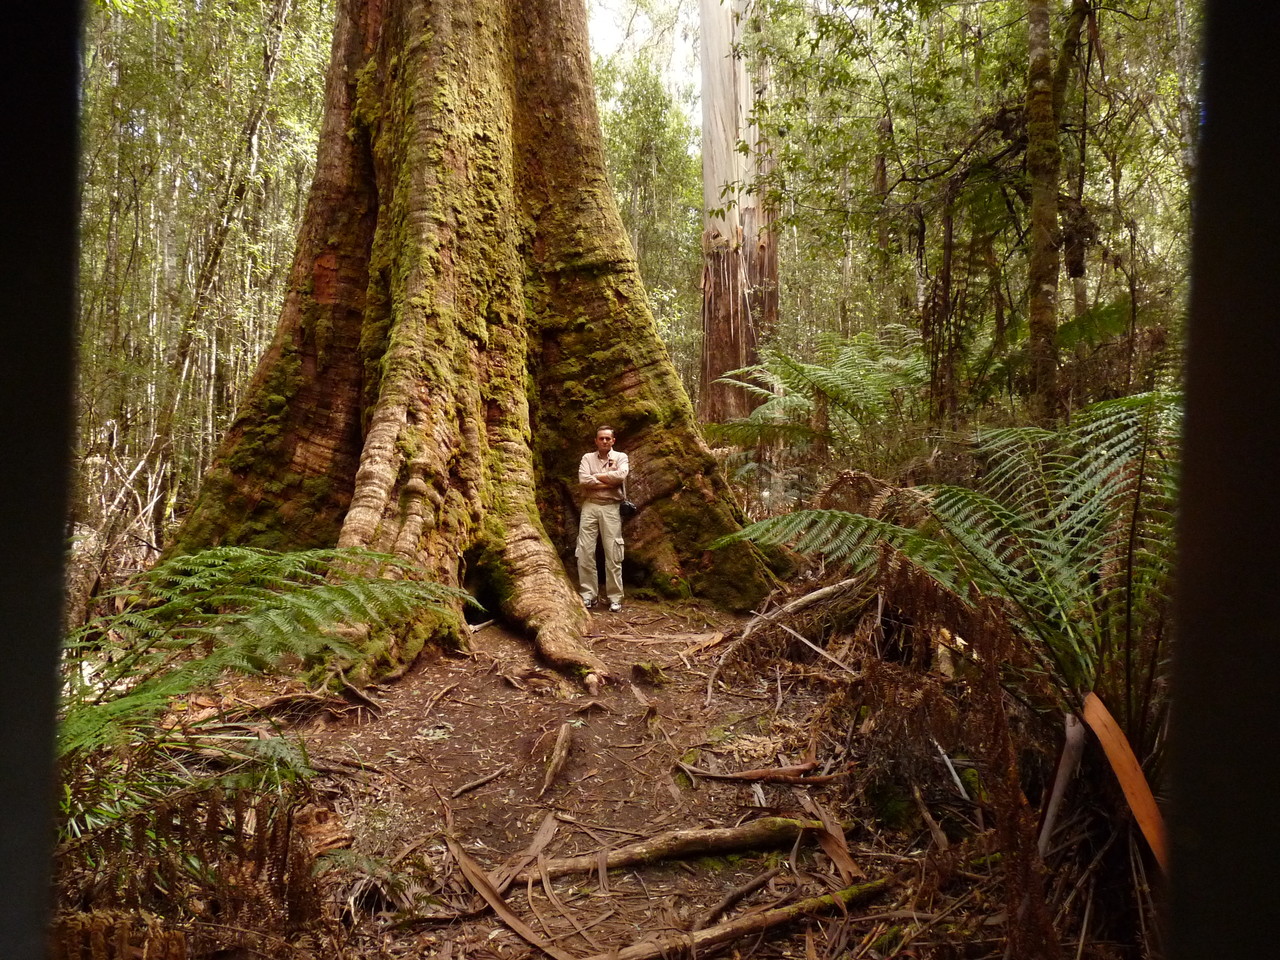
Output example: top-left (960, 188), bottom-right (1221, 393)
top-left (706, 326), bottom-right (931, 489)
top-left (718, 392), bottom-right (1181, 745)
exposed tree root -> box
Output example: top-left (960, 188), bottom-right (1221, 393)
top-left (513, 816), bottom-right (827, 882)
top-left (577, 873), bottom-right (899, 960)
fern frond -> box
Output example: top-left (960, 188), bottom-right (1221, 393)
top-left (716, 509), bottom-right (965, 587)
top-left (706, 419), bottom-right (828, 449)
top-left (62, 547), bottom-right (469, 757)
top-left (717, 393), bottom-right (1182, 737)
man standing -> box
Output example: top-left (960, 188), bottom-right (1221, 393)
top-left (576, 426), bottom-right (629, 612)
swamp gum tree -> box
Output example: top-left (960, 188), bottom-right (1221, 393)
top-left (175, 0), bottom-right (776, 677)
top-left (697, 0), bottom-right (776, 423)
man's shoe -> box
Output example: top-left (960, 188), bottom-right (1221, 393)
top-left (609, 601), bottom-right (622, 613)
top-left (582, 595), bottom-right (597, 609)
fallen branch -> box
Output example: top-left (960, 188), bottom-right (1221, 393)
top-left (706, 578), bottom-right (866, 704)
top-left (514, 816), bottom-right (826, 882)
top-left (579, 874), bottom-right (899, 960)
top-left (775, 622), bottom-right (862, 679)
top-left (452, 764), bottom-right (511, 798)
top-left (742, 578), bottom-right (865, 643)
top-left (675, 759), bottom-right (853, 785)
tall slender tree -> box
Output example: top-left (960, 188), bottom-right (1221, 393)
top-left (75, 0), bottom-right (332, 591)
top-left (174, 0), bottom-right (776, 676)
top-left (698, 0), bottom-right (776, 422)
top-left (1025, 0), bottom-right (1088, 420)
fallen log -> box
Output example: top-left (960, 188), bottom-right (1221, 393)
top-left (579, 873), bottom-right (899, 960)
top-left (514, 816), bottom-right (825, 882)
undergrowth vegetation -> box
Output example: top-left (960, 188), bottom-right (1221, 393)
top-left (54, 547), bottom-right (468, 958)
top-left (716, 391), bottom-right (1179, 955)
top-left (709, 325), bottom-right (939, 514)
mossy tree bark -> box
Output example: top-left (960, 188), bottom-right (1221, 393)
top-left (1024, 0), bottom-right (1089, 422)
top-left (174, 0), bottom-right (776, 677)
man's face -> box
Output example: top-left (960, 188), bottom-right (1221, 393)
top-left (595, 431), bottom-right (616, 457)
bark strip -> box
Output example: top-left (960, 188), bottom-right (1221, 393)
top-left (539, 723), bottom-right (574, 797)
top-left (446, 837), bottom-right (578, 960)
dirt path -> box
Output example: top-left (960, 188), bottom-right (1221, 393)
top-left (297, 599), bottom-right (902, 958)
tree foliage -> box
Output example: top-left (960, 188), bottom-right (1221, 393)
top-left (719, 390), bottom-right (1178, 754)
top-left (595, 38), bottom-right (703, 389)
top-left (709, 324), bottom-right (931, 511)
top-left (77, 0), bottom-right (333, 556)
top-left (739, 0), bottom-right (1195, 421)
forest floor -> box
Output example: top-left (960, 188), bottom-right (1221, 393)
top-left (283, 597), bottom-right (1003, 960)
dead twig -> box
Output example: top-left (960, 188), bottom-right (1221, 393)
top-left (913, 785), bottom-right (950, 853)
top-left (695, 866), bottom-right (784, 929)
top-left (421, 682), bottom-right (459, 718)
top-left (705, 580), bottom-right (866, 705)
top-left (451, 764), bottom-right (512, 798)
top-left (674, 759), bottom-right (854, 785)
top-left (774, 622), bottom-right (863, 679)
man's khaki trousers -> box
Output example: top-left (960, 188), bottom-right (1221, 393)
top-left (576, 500), bottom-right (624, 604)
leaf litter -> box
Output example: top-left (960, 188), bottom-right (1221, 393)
top-left (289, 597), bottom-right (1007, 959)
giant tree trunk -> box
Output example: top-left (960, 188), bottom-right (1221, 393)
top-left (173, 0), bottom-right (776, 677)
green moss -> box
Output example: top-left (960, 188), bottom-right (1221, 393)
top-left (871, 926), bottom-right (905, 954)
top-left (331, 606), bottom-right (467, 687)
top-left (865, 780), bottom-right (918, 833)
top-left (704, 724), bottom-right (732, 746)
top-left (462, 521), bottom-right (516, 617)
top-left (959, 766), bottom-right (987, 804)
top-left (693, 855), bottom-right (739, 873)
top-left (631, 661), bottom-right (669, 686)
